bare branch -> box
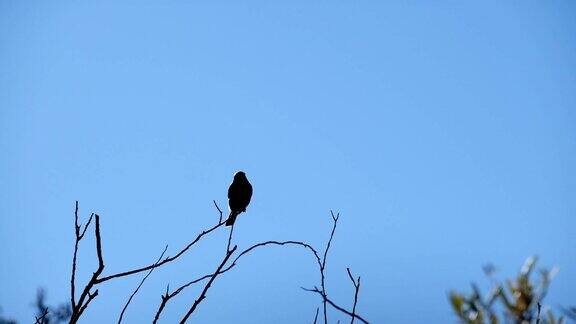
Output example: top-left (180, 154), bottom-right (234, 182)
top-left (69, 201), bottom-right (226, 323)
top-left (346, 268), bottom-right (361, 324)
top-left (313, 307), bottom-right (319, 324)
top-left (71, 202), bottom-right (95, 311)
top-left (74, 201), bottom-right (79, 235)
top-left (183, 240), bottom-right (324, 287)
top-left (213, 200), bottom-right (223, 223)
top-left (234, 240), bottom-right (322, 269)
top-left (71, 201), bottom-right (80, 311)
top-left (34, 308), bottom-right (49, 324)
top-left (154, 240), bottom-right (322, 323)
top-left (179, 246), bottom-right (238, 323)
top-left (79, 214), bottom-right (94, 240)
top-left (69, 204), bottom-right (365, 324)
top-left (226, 223), bottom-right (235, 253)
top-left (76, 290), bottom-right (98, 322)
top-left (323, 211), bottom-right (339, 269)
top-left (95, 215), bottom-right (104, 269)
top-left (302, 287), bottom-right (369, 324)
top-left (321, 211), bottom-right (339, 324)
top-left (153, 214), bottom-right (342, 323)
top-left (71, 214), bottom-right (105, 323)
top-left (117, 245), bottom-right (168, 324)
top-left (153, 270), bottom-right (232, 323)
top-left (95, 220), bottom-right (226, 284)
top-left (152, 289), bottom-right (170, 324)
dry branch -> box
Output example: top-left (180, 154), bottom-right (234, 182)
top-left (70, 213), bottom-right (104, 323)
top-left (180, 246), bottom-right (238, 323)
top-left (69, 201), bottom-right (226, 323)
top-left (34, 308), bottom-right (49, 324)
top-left (154, 212), bottom-right (368, 324)
top-left (320, 211), bottom-right (339, 324)
top-left (313, 307), bottom-right (320, 324)
top-left (70, 201), bottom-right (93, 311)
top-left (95, 220), bottom-right (225, 284)
top-left (117, 245), bottom-right (168, 324)
top-left (346, 268), bottom-right (361, 324)
top-left (69, 201), bottom-right (368, 324)
top-left (302, 287), bottom-right (369, 324)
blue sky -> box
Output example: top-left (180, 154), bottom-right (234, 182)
top-left (1, 1), bottom-right (575, 323)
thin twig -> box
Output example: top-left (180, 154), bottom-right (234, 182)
top-left (76, 290), bottom-right (98, 322)
top-left (321, 211), bottom-right (339, 324)
top-left (302, 287), bottom-right (369, 324)
top-left (346, 268), bottom-right (361, 324)
top-left (313, 307), bottom-right (319, 324)
top-left (153, 240), bottom-right (322, 322)
top-left (213, 200), bottom-right (223, 223)
top-left (154, 211), bottom-right (366, 324)
top-left (227, 223), bottom-right (235, 253)
top-left (238, 240), bottom-right (322, 269)
top-left (323, 211), bottom-right (340, 268)
top-left (153, 214), bottom-right (342, 323)
top-left (153, 288), bottom-right (170, 324)
top-left (71, 201), bottom-right (94, 312)
top-left (190, 240), bottom-right (323, 290)
top-left (70, 201), bottom-right (239, 323)
top-left (71, 214), bottom-right (105, 323)
top-left (179, 246), bottom-right (238, 323)
top-left (79, 214), bottom-right (94, 240)
top-left (117, 245), bottom-right (168, 324)
top-left (34, 308), bottom-right (49, 324)
top-left (71, 201), bottom-right (80, 311)
top-left (95, 220), bottom-right (225, 284)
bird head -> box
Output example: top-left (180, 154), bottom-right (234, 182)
top-left (234, 171), bottom-right (247, 180)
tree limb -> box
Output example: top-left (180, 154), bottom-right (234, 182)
top-left (153, 240), bottom-right (322, 322)
top-left (346, 268), bottom-right (361, 324)
top-left (302, 287), bottom-right (369, 324)
top-left (179, 246), bottom-right (238, 323)
top-left (313, 307), bottom-right (319, 324)
top-left (70, 201), bottom-right (93, 311)
top-left (320, 211), bottom-right (339, 324)
top-left (70, 214), bottom-right (104, 323)
top-left (95, 220), bottom-right (226, 284)
top-left (117, 245), bottom-right (168, 324)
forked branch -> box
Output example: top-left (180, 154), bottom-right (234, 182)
top-left (117, 245), bottom-right (168, 324)
top-left (69, 201), bottom-right (227, 324)
top-left (69, 201), bottom-right (368, 324)
top-left (154, 211), bottom-right (368, 324)
top-left (179, 246), bottom-right (238, 323)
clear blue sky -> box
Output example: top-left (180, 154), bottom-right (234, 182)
top-left (1, 1), bottom-right (575, 323)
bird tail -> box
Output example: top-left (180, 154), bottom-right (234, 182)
top-left (225, 211), bottom-right (239, 226)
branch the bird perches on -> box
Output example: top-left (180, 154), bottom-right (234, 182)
top-left (69, 201), bottom-right (368, 324)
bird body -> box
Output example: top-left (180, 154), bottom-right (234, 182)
top-left (226, 171), bottom-right (252, 226)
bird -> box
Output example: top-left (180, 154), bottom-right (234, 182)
top-left (226, 171), bottom-right (253, 226)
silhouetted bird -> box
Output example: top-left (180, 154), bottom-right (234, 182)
top-left (226, 171), bottom-right (253, 226)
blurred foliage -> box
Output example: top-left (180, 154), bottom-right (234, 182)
top-left (561, 306), bottom-right (576, 321)
top-left (33, 288), bottom-right (71, 324)
top-left (0, 288), bottom-right (70, 324)
top-left (0, 306), bottom-right (17, 324)
top-left (449, 256), bottom-right (569, 324)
